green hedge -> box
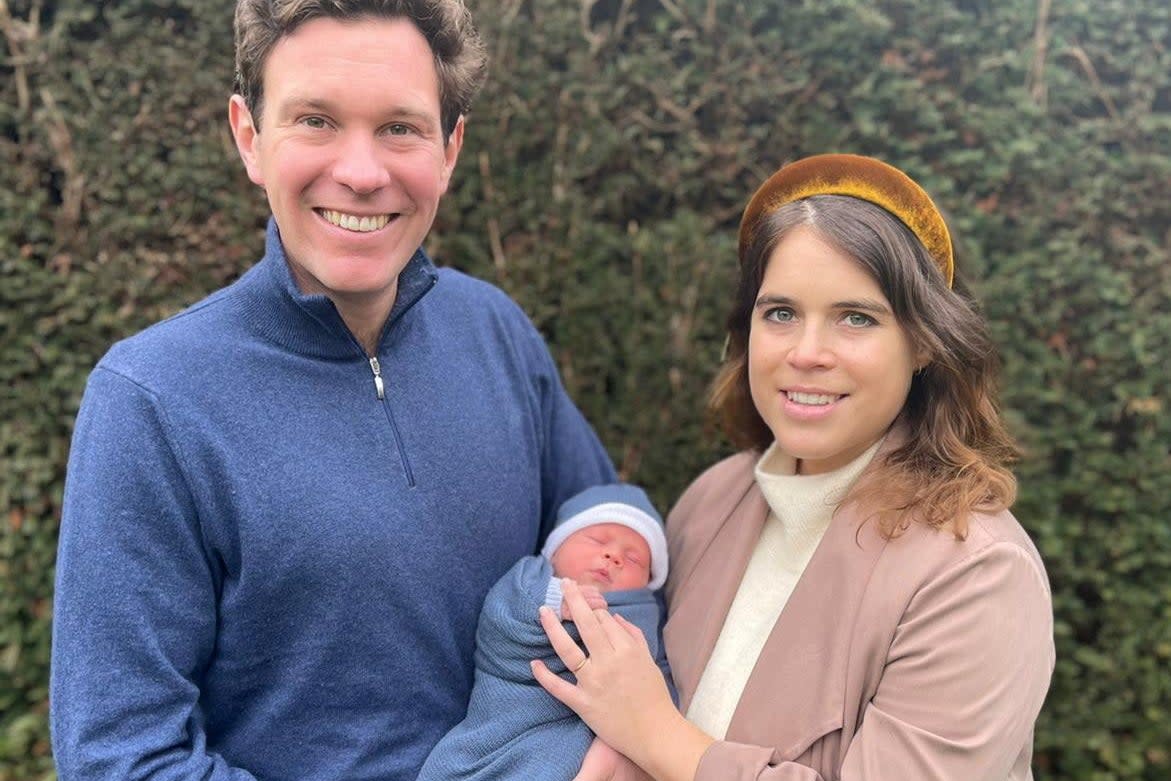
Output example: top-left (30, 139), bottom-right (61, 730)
top-left (3, 1), bottom-right (1168, 778)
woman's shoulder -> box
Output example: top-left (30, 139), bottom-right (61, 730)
top-left (879, 507), bottom-right (1050, 599)
top-left (664, 451), bottom-right (764, 583)
top-left (850, 507), bottom-right (1053, 677)
top-left (902, 506), bottom-right (1042, 558)
top-left (679, 450), bottom-right (758, 498)
top-left (963, 508), bottom-right (1050, 589)
top-left (668, 451), bottom-right (757, 523)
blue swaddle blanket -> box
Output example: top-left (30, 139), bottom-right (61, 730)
top-left (417, 556), bottom-right (669, 781)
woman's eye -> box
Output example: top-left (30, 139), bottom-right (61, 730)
top-left (843, 312), bottom-right (876, 327)
top-left (764, 307), bottom-right (795, 323)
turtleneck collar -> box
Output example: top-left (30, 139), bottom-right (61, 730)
top-left (753, 437), bottom-right (884, 539)
top-left (236, 218), bottom-right (439, 360)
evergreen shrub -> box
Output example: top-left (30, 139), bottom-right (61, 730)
top-left (3, 0), bottom-right (1168, 778)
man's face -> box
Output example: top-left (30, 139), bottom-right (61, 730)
top-left (550, 523), bottom-right (652, 592)
top-left (229, 16), bottom-right (462, 319)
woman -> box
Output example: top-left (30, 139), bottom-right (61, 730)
top-left (532, 154), bottom-right (1054, 780)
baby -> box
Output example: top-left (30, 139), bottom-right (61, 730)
top-left (416, 484), bottom-right (671, 781)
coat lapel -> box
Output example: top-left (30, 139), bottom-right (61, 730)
top-left (664, 483), bottom-right (771, 712)
top-left (724, 495), bottom-right (888, 758)
top-left (666, 431), bottom-right (909, 758)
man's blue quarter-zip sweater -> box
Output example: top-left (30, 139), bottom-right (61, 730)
top-left (51, 220), bottom-right (617, 781)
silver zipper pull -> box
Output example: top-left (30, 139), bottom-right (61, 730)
top-left (369, 357), bottom-right (385, 400)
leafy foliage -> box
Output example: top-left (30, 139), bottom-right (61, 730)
top-left (3, 0), bottom-right (1168, 778)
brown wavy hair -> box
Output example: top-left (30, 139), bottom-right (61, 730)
top-left (233, 0), bottom-right (488, 140)
top-left (710, 195), bottom-right (1018, 538)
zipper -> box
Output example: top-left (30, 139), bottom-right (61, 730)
top-left (369, 357), bottom-right (385, 400)
top-left (366, 354), bottom-right (415, 487)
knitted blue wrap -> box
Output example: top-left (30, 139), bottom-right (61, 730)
top-left (416, 557), bottom-right (669, 781)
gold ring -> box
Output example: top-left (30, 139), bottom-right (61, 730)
top-left (571, 657), bottom-right (589, 673)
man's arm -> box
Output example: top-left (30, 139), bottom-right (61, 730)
top-left (518, 321), bottom-right (617, 543)
top-left (51, 368), bottom-right (256, 781)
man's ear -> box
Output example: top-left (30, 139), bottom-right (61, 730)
top-left (438, 115), bottom-right (466, 195)
top-left (228, 95), bottom-right (265, 187)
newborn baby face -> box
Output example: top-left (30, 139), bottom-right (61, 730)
top-left (550, 523), bottom-right (651, 591)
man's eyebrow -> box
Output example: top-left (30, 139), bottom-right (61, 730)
top-left (277, 95), bottom-right (333, 113)
top-left (280, 94), bottom-right (437, 118)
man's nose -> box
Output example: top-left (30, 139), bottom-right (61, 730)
top-left (332, 134), bottom-right (391, 194)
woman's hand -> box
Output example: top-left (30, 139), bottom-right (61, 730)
top-left (533, 578), bottom-right (673, 753)
top-left (563, 583), bottom-right (608, 620)
top-left (573, 738), bottom-right (652, 781)
top-left (532, 579), bottom-right (713, 781)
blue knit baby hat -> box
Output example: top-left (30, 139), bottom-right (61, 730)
top-left (540, 484), bottom-right (669, 590)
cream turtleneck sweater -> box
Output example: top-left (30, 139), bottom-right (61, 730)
top-left (685, 440), bottom-right (883, 739)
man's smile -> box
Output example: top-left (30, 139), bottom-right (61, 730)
top-left (316, 209), bottom-right (393, 232)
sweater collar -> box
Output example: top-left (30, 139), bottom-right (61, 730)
top-left (752, 437), bottom-right (883, 539)
top-left (239, 218), bottom-right (439, 359)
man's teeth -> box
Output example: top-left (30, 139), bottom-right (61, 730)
top-left (787, 391), bottom-right (839, 406)
top-left (320, 210), bottom-right (390, 232)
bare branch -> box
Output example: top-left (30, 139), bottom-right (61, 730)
top-left (579, 0), bottom-right (605, 54)
top-left (703, 0), bottom-right (717, 35)
top-left (611, 0), bottom-right (635, 44)
top-left (478, 150), bottom-right (509, 277)
top-left (655, 0), bottom-right (688, 24)
top-left (1065, 43), bottom-right (1121, 123)
top-left (0, 0), bottom-right (43, 114)
top-left (39, 86), bottom-right (86, 237)
top-left (1026, 0), bottom-right (1052, 108)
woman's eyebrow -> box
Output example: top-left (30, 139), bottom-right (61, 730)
top-left (752, 295), bottom-right (891, 315)
top-left (834, 298), bottom-right (891, 314)
top-left (753, 295), bottom-right (795, 308)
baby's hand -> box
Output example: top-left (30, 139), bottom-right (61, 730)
top-left (562, 584), bottom-right (607, 620)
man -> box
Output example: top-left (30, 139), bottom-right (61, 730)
top-left (49, 2), bottom-right (616, 779)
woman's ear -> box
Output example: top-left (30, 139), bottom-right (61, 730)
top-left (913, 342), bottom-right (933, 373)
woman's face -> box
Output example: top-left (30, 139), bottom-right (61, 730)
top-left (748, 226), bottom-right (923, 474)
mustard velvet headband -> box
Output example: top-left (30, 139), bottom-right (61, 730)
top-left (738, 153), bottom-right (955, 288)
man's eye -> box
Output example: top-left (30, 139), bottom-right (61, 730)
top-left (302, 116), bottom-right (328, 129)
top-left (386, 123), bottom-right (412, 136)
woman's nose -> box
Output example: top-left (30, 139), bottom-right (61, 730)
top-left (786, 325), bottom-right (834, 369)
